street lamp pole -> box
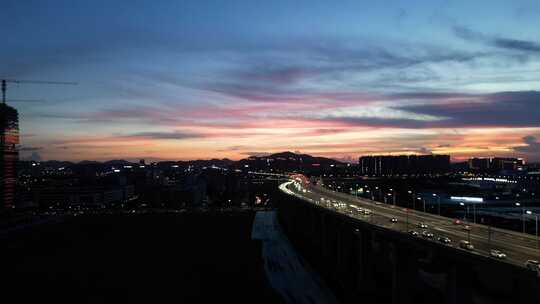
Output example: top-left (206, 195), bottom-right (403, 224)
top-left (488, 222), bottom-right (492, 247)
top-left (516, 202), bottom-right (525, 233)
top-left (473, 202), bottom-right (476, 224)
top-left (433, 193), bottom-right (441, 216)
top-left (516, 194), bottom-right (526, 233)
top-left (459, 202), bottom-right (471, 242)
top-left (406, 208), bottom-right (409, 231)
top-left (526, 211), bottom-right (539, 249)
top-left (408, 190), bottom-right (414, 210)
top-left (534, 214), bottom-right (538, 249)
top-left (535, 215), bottom-right (539, 249)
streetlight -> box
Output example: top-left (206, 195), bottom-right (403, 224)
top-left (485, 199), bottom-right (492, 246)
top-left (408, 190), bottom-right (414, 210)
top-left (384, 192), bottom-right (391, 204)
top-left (459, 202), bottom-right (468, 221)
top-left (473, 201), bottom-right (477, 224)
top-left (516, 202), bottom-right (525, 233)
top-left (366, 190), bottom-right (374, 201)
top-left (460, 202), bottom-right (471, 242)
top-left (526, 210), bottom-right (539, 248)
top-left (432, 193), bottom-right (441, 216)
top-left (390, 188), bottom-right (396, 206)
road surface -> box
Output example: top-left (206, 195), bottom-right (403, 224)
top-left (280, 178), bottom-right (540, 271)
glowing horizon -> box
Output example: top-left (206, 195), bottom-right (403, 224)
top-left (2, 1), bottom-right (540, 162)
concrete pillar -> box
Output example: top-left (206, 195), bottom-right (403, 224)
top-left (353, 227), bottom-right (377, 302)
top-left (454, 263), bottom-right (473, 304)
top-left (336, 223), bottom-right (343, 277)
top-left (445, 264), bottom-right (457, 304)
top-left (390, 242), bottom-right (416, 304)
top-left (321, 213), bottom-right (328, 258)
top-left (353, 228), bottom-right (366, 287)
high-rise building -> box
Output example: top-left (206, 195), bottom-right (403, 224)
top-left (491, 157), bottom-right (524, 171)
top-left (359, 154), bottom-right (450, 175)
top-left (467, 157), bottom-right (524, 172)
top-left (468, 157), bottom-right (491, 171)
top-left (1, 103), bottom-right (19, 209)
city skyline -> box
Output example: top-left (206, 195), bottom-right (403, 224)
top-left (2, 1), bottom-right (540, 162)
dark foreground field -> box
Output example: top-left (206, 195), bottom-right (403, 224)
top-left (2, 211), bottom-right (282, 303)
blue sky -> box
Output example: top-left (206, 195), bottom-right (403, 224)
top-left (2, 0), bottom-right (540, 161)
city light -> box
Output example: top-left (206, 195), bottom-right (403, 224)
top-left (450, 196), bottom-right (484, 203)
top-left (3, 2), bottom-right (540, 303)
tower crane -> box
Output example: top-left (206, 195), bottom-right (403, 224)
top-left (1, 79), bottom-right (78, 104)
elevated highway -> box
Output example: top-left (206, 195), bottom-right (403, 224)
top-left (282, 179), bottom-right (540, 269)
top-left (277, 177), bottom-right (540, 304)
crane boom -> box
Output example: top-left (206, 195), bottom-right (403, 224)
top-left (4, 79), bottom-right (78, 85)
top-left (1, 79), bottom-right (77, 104)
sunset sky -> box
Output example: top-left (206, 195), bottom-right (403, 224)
top-left (2, 1), bottom-right (540, 162)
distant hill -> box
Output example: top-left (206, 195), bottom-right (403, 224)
top-left (78, 160), bottom-right (102, 165)
top-left (20, 152), bottom-right (342, 172)
top-left (36, 160), bottom-right (75, 168)
top-left (103, 160), bottom-right (135, 166)
top-left (234, 151), bottom-right (342, 172)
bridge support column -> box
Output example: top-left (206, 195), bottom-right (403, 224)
top-left (353, 228), bottom-right (376, 301)
top-left (336, 222), bottom-right (343, 279)
top-left (320, 213), bottom-right (328, 259)
top-left (390, 242), bottom-right (415, 304)
top-left (454, 263), bottom-right (473, 304)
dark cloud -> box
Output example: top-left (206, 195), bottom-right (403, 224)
top-left (494, 38), bottom-right (540, 53)
top-left (122, 131), bottom-right (202, 140)
top-left (318, 116), bottom-right (433, 129)
top-left (418, 147), bottom-right (432, 154)
top-left (454, 26), bottom-right (540, 53)
top-left (387, 92), bottom-right (480, 100)
top-left (240, 151), bottom-right (272, 157)
top-left (232, 66), bottom-right (309, 86)
top-left (198, 39), bottom-right (487, 102)
top-left (20, 151), bottom-right (42, 161)
top-left (514, 135), bottom-right (540, 155)
top-left (220, 146), bottom-right (245, 152)
top-left (453, 26), bottom-right (483, 41)
top-left (30, 152), bottom-right (42, 161)
top-left (317, 91), bottom-right (540, 129)
top-left (19, 145), bottom-right (43, 151)
top-left (395, 91), bottom-right (540, 128)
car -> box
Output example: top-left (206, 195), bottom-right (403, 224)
top-left (390, 218), bottom-right (398, 223)
top-left (438, 237), bottom-right (451, 244)
top-left (459, 240), bottom-right (474, 250)
top-left (462, 225), bottom-right (471, 231)
top-left (490, 250), bottom-right (507, 259)
top-left (409, 230), bottom-right (419, 236)
top-left (421, 231), bottom-right (434, 238)
top-left (363, 210), bottom-right (371, 215)
top-left (453, 219), bottom-right (462, 225)
top-left (417, 223), bottom-right (428, 229)
top-left (525, 260), bottom-right (540, 272)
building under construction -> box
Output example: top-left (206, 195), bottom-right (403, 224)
top-left (0, 103), bottom-right (19, 209)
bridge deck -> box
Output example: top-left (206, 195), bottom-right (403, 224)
top-left (281, 179), bottom-right (540, 271)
